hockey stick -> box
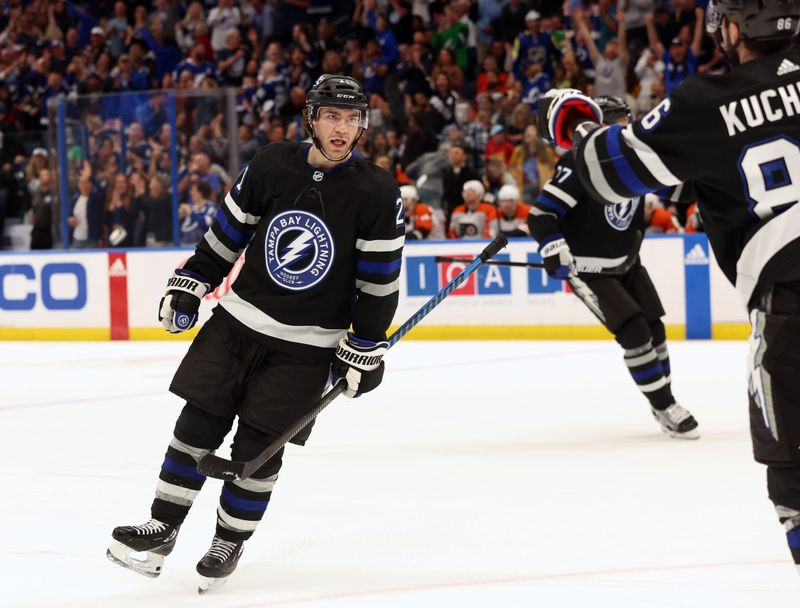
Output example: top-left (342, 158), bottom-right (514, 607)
top-left (196, 234), bottom-right (510, 481)
top-left (434, 231), bottom-right (642, 276)
top-left (567, 274), bottom-right (605, 324)
top-left (435, 256), bottom-right (546, 269)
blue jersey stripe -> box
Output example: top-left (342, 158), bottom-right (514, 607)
top-left (357, 258), bottom-right (403, 275)
top-left (534, 195), bottom-right (567, 218)
top-left (216, 208), bottom-right (253, 246)
top-left (605, 124), bottom-right (652, 196)
top-left (162, 456), bottom-right (206, 481)
top-left (221, 486), bottom-right (270, 512)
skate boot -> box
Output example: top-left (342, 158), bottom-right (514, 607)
top-left (107, 519), bottom-right (179, 578)
top-left (196, 534), bottom-right (245, 594)
top-left (651, 403), bottom-right (700, 440)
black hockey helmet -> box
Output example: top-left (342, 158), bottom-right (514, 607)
top-left (595, 95), bottom-right (632, 123)
top-left (707, 0), bottom-right (800, 41)
top-left (305, 74), bottom-right (369, 128)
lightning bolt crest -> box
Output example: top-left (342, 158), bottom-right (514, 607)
top-left (276, 231), bottom-right (314, 271)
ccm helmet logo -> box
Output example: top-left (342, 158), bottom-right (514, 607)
top-left (338, 94), bottom-right (355, 99)
top-left (0, 262), bottom-right (87, 310)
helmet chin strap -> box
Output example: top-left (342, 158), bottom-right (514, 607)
top-left (716, 17), bottom-right (743, 67)
top-left (310, 121), bottom-right (364, 163)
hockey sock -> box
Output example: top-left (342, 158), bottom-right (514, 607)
top-left (775, 505), bottom-right (800, 569)
top-left (151, 404), bottom-right (234, 526)
top-left (616, 316), bottom-right (674, 410)
top-left (650, 321), bottom-right (671, 384)
top-left (216, 422), bottom-right (284, 543)
top-left (622, 342), bottom-right (674, 410)
top-left (767, 466), bottom-right (800, 571)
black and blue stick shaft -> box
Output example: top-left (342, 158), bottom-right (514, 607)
top-left (196, 234), bottom-right (509, 481)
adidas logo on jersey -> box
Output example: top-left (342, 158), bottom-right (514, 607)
top-left (684, 243), bottom-right (709, 265)
top-left (777, 58), bottom-right (800, 76)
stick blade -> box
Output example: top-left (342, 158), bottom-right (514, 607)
top-left (196, 453), bottom-right (244, 481)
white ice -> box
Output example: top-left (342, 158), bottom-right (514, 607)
top-left (1, 340), bottom-right (798, 607)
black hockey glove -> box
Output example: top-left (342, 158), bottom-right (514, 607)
top-left (331, 332), bottom-right (389, 398)
top-left (539, 234), bottom-right (576, 280)
top-left (158, 268), bottom-right (210, 333)
top-left (539, 88), bottom-right (602, 149)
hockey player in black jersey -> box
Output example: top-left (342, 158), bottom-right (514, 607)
top-left (529, 96), bottom-right (699, 439)
top-left (539, 0), bottom-right (800, 573)
top-left (107, 75), bottom-right (405, 592)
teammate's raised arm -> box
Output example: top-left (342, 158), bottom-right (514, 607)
top-left (540, 0), bottom-right (800, 574)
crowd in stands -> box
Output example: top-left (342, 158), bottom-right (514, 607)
top-left (0, 0), bottom-right (718, 250)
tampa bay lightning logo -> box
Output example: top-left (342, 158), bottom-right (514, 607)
top-left (604, 198), bottom-right (640, 231)
top-left (265, 210), bottom-right (335, 291)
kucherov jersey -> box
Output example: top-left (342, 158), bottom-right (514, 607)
top-left (530, 151), bottom-right (644, 272)
top-left (183, 142), bottom-right (405, 347)
top-left (572, 49), bottom-right (800, 307)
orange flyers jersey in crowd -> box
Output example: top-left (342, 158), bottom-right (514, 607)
top-left (497, 202), bottom-right (532, 234)
top-left (685, 203), bottom-right (701, 233)
top-left (448, 203), bottom-right (498, 239)
top-left (405, 202), bottom-right (434, 239)
top-left (649, 207), bottom-right (683, 234)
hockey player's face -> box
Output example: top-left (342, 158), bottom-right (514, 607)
top-left (314, 107), bottom-right (362, 159)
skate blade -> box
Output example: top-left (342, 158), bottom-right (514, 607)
top-left (107, 540), bottom-right (165, 578)
top-left (198, 575), bottom-right (229, 594)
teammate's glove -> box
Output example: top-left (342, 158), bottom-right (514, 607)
top-left (538, 89), bottom-right (603, 149)
top-left (158, 268), bottom-right (210, 333)
top-left (331, 332), bottom-right (389, 398)
top-left (539, 234), bottom-right (576, 280)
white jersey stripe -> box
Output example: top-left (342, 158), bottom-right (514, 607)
top-left (220, 289), bottom-right (346, 348)
top-left (355, 278), bottom-right (400, 297)
top-left (203, 228), bottom-right (242, 263)
top-left (736, 201), bottom-right (800, 306)
top-left (224, 193), bottom-right (260, 225)
top-left (529, 206), bottom-right (558, 218)
top-left (621, 127), bottom-right (681, 187)
top-left (543, 184), bottom-right (578, 208)
top-left (574, 254), bottom-right (629, 271)
top-left (356, 236), bottom-right (405, 252)
top-left (583, 129), bottom-right (626, 203)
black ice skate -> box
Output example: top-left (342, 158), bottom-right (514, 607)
top-left (106, 519), bottom-right (179, 578)
top-left (651, 403), bottom-right (700, 440)
top-left (196, 534), bottom-right (245, 594)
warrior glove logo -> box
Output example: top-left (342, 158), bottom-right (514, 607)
top-left (265, 210), bottom-right (335, 291)
top-left (605, 198), bottom-right (639, 231)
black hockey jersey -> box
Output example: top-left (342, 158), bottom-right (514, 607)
top-left (184, 142), bottom-right (404, 347)
top-left (572, 49), bottom-right (800, 307)
top-left (529, 151), bottom-right (644, 273)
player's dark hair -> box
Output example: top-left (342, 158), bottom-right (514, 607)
top-left (741, 36), bottom-right (794, 56)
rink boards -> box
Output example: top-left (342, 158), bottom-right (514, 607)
top-left (0, 235), bottom-right (748, 340)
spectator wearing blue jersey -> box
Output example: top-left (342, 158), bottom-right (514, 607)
top-left (173, 42), bottom-right (218, 85)
top-left (179, 179), bottom-right (215, 246)
top-left (372, 14), bottom-right (400, 67)
top-left (512, 11), bottom-right (560, 80)
top-left (645, 7), bottom-right (704, 94)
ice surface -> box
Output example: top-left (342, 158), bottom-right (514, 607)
top-left (1, 340), bottom-right (797, 607)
